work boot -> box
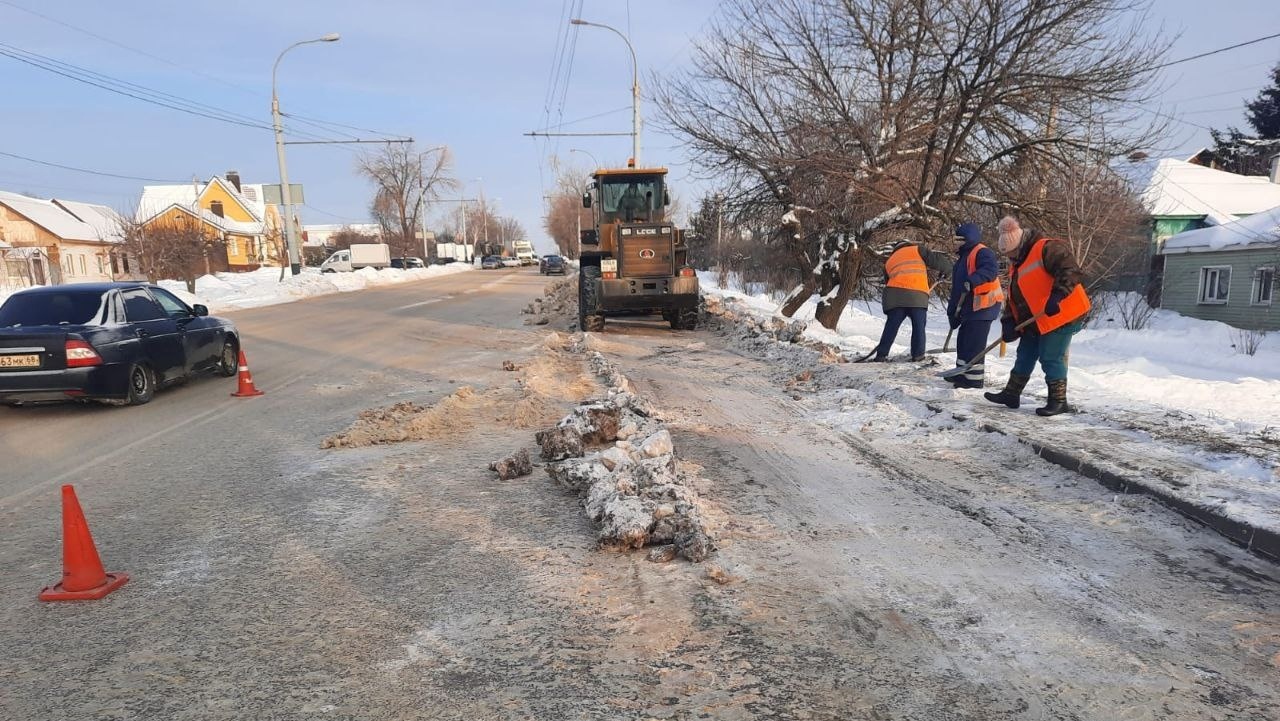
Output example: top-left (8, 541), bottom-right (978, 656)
top-left (983, 373), bottom-right (1030, 409)
top-left (953, 376), bottom-right (984, 389)
top-left (1036, 379), bottom-right (1071, 416)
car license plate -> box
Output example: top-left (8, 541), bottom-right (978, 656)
top-left (0, 353), bottom-right (40, 369)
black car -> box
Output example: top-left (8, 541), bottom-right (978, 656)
top-left (540, 255), bottom-right (567, 275)
top-left (0, 283), bottom-right (241, 406)
top-left (390, 257), bottom-right (426, 269)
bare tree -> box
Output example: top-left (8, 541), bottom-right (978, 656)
top-left (658, 0), bottom-right (1168, 328)
top-left (358, 142), bottom-right (458, 261)
top-left (543, 163), bottom-right (591, 259)
top-left (328, 226), bottom-right (381, 250)
top-left (121, 210), bottom-right (227, 293)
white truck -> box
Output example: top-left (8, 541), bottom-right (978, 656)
top-left (319, 243), bottom-right (391, 273)
top-left (513, 240), bottom-right (537, 266)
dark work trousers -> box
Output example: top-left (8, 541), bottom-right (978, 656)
top-left (1012, 320), bottom-right (1083, 381)
top-left (955, 318), bottom-right (994, 381)
top-left (875, 307), bottom-right (927, 359)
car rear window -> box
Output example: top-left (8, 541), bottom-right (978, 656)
top-left (0, 290), bottom-right (108, 327)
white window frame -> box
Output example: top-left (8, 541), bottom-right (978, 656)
top-left (1198, 265), bottom-right (1231, 305)
top-left (1253, 266), bottom-right (1275, 306)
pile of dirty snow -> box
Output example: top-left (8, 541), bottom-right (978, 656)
top-left (522, 274), bottom-right (578, 328)
top-left (536, 348), bottom-right (714, 562)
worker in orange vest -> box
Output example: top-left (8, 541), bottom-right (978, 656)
top-left (870, 240), bottom-right (952, 362)
top-left (946, 222), bottom-right (1004, 388)
top-left (984, 216), bottom-right (1091, 416)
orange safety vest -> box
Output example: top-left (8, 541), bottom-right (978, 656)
top-left (885, 245), bottom-right (930, 292)
top-left (966, 243), bottom-right (1005, 311)
top-left (1013, 238), bottom-right (1090, 333)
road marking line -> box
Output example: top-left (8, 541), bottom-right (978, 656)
top-left (395, 296), bottom-right (453, 310)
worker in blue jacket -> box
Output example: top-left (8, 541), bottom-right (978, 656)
top-left (945, 223), bottom-right (1005, 388)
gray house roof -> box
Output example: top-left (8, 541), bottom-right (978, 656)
top-left (1161, 206), bottom-right (1280, 255)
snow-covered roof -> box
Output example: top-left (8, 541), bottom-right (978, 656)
top-left (138, 177), bottom-right (263, 227)
top-left (1138, 158), bottom-right (1280, 221)
top-left (1161, 205), bottom-right (1280, 254)
top-left (52, 199), bottom-right (125, 242)
top-left (0, 190), bottom-right (101, 242)
top-left (139, 202), bottom-right (263, 236)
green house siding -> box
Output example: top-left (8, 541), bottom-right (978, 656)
top-left (1161, 248), bottom-right (1280, 330)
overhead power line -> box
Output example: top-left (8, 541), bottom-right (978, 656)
top-left (1155, 31), bottom-right (1280, 71)
top-left (0, 1), bottom-right (413, 145)
top-left (0, 149), bottom-right (186, 183)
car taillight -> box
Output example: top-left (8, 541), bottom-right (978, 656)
top-left (602, 271), bottom-right (618, 279)
top-left (65, 340), bottom-right (102, 368)
top-left (679, 267), bottom-right (696, 278)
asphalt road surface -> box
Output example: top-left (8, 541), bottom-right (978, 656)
top-left (2, 268), bottom-right (1277, 721)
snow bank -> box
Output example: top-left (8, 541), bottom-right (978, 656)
top-left (158, 264), bottom-right (473, 313)
top-left (697, 272), bottom-right (1280, 431)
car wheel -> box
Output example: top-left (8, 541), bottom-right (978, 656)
top-left (217, 339), bottom-right (239, 378)
top-left (126, 363), bottom-right (156, 406)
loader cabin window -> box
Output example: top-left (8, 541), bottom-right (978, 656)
top-left (600, 176), bottom-right (663, 223)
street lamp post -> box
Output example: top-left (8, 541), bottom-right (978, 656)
top-left (272, 33), bottom-right (340, 275)
top-left (570, 19), bottom-right (640, 166)
top-left (569, 147), bottom-right (600, 169)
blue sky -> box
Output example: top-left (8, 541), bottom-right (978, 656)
top-left (0, 1), bottom-right (1277, 253)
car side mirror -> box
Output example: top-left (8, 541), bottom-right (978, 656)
top-left (192, 304), bottom-right (209, 317)
top-left (664, 191), bottom-right (671, 206)
top-left (582, 193), bottom-right (592, 209)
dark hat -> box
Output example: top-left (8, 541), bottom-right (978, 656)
top-left (954, 222), bottom-right (981, 244)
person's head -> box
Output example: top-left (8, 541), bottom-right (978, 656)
top-left (954, 222), bottom-right (981, 247)
top-left (997, 215), bottom-right (1024, 255)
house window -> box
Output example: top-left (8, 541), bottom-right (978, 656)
top-left (1254, 267), bottom-right (1275, 306)
top-left (1198, 266), bottom-right (1231, 304)
top-left (79, 255), bottom-right (87, 275)
top-left (210, 200), bottom-right (225, 218)
top-left (63, 255), bottom-right (74, 276)
top-left (97, 255), bottom-right (106, 275)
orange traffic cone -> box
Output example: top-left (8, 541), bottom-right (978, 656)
top-left (230, 349), bottom-right (264, 397)
top-left (39, 485), bottom-right (129, 601)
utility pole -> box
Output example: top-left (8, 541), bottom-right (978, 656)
top-left (272, 33), bottom-right (340, 275)
top-left (571, 18), bottom-right (641, 166)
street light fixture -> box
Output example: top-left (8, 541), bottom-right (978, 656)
top-left (569, 148), bottom-right (600, 168)
top-left (272, 33), bottom-right (340, 275)
top-left (570, 18), bottom-right (640, 166)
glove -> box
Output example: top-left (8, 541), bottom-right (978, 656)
top-left (1045, 289), bottom-right (1065, 316)
top-left (949, 314), bottom-right (962, 330)
top-left (1001, 316), bottom-right (1020, 343)
top-left (962, 281), bottom-right (972, 293)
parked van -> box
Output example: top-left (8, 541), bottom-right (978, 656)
top-left (320, 244), bottom-right (391, 273)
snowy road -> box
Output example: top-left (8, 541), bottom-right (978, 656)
top-left (1, 271), bottom-right (1277, 720)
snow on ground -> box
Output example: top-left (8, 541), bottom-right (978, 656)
top-left (0, 264), bottom-right (474, 315)
top-left (699, 272), bottom-right (1280, 432)
top-left (701, 271), bottom-right (1280, 549)
top-left (158, 264), bottom-right (473, 313)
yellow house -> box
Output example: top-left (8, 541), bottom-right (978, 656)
top-left (0, 190), bottom-right (128, 289)
top-left (137, 172), bottom-right (294, 272)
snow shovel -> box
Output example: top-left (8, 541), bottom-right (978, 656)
top-left (938, 311), bottom-right (1046, 379)
top-left (927, 289), bottom-right (968, 354)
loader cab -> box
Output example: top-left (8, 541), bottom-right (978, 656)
top-left (589, 169), bottom-right (669, 226)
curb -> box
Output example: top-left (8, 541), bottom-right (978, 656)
top-left (928, 401), bottom-right (1280, 563)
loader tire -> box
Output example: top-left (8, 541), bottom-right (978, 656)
top-left (579, 266), bottom-right (605, 332)
top-left (669, 306), bottom-right (698, 330)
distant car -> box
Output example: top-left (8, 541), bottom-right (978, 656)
top-left (500, 257), bottom-right (522, 268)
top-left (481, 256), bottom-right (503, 270)
top-left (390, 256), bottom-right (426, 269)
top-left (0, 283), bottom-right (240, 406)
top-left (432, 257), bottom-right (459, 265)
top-left (540, 255), bottom-right (567, 275)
